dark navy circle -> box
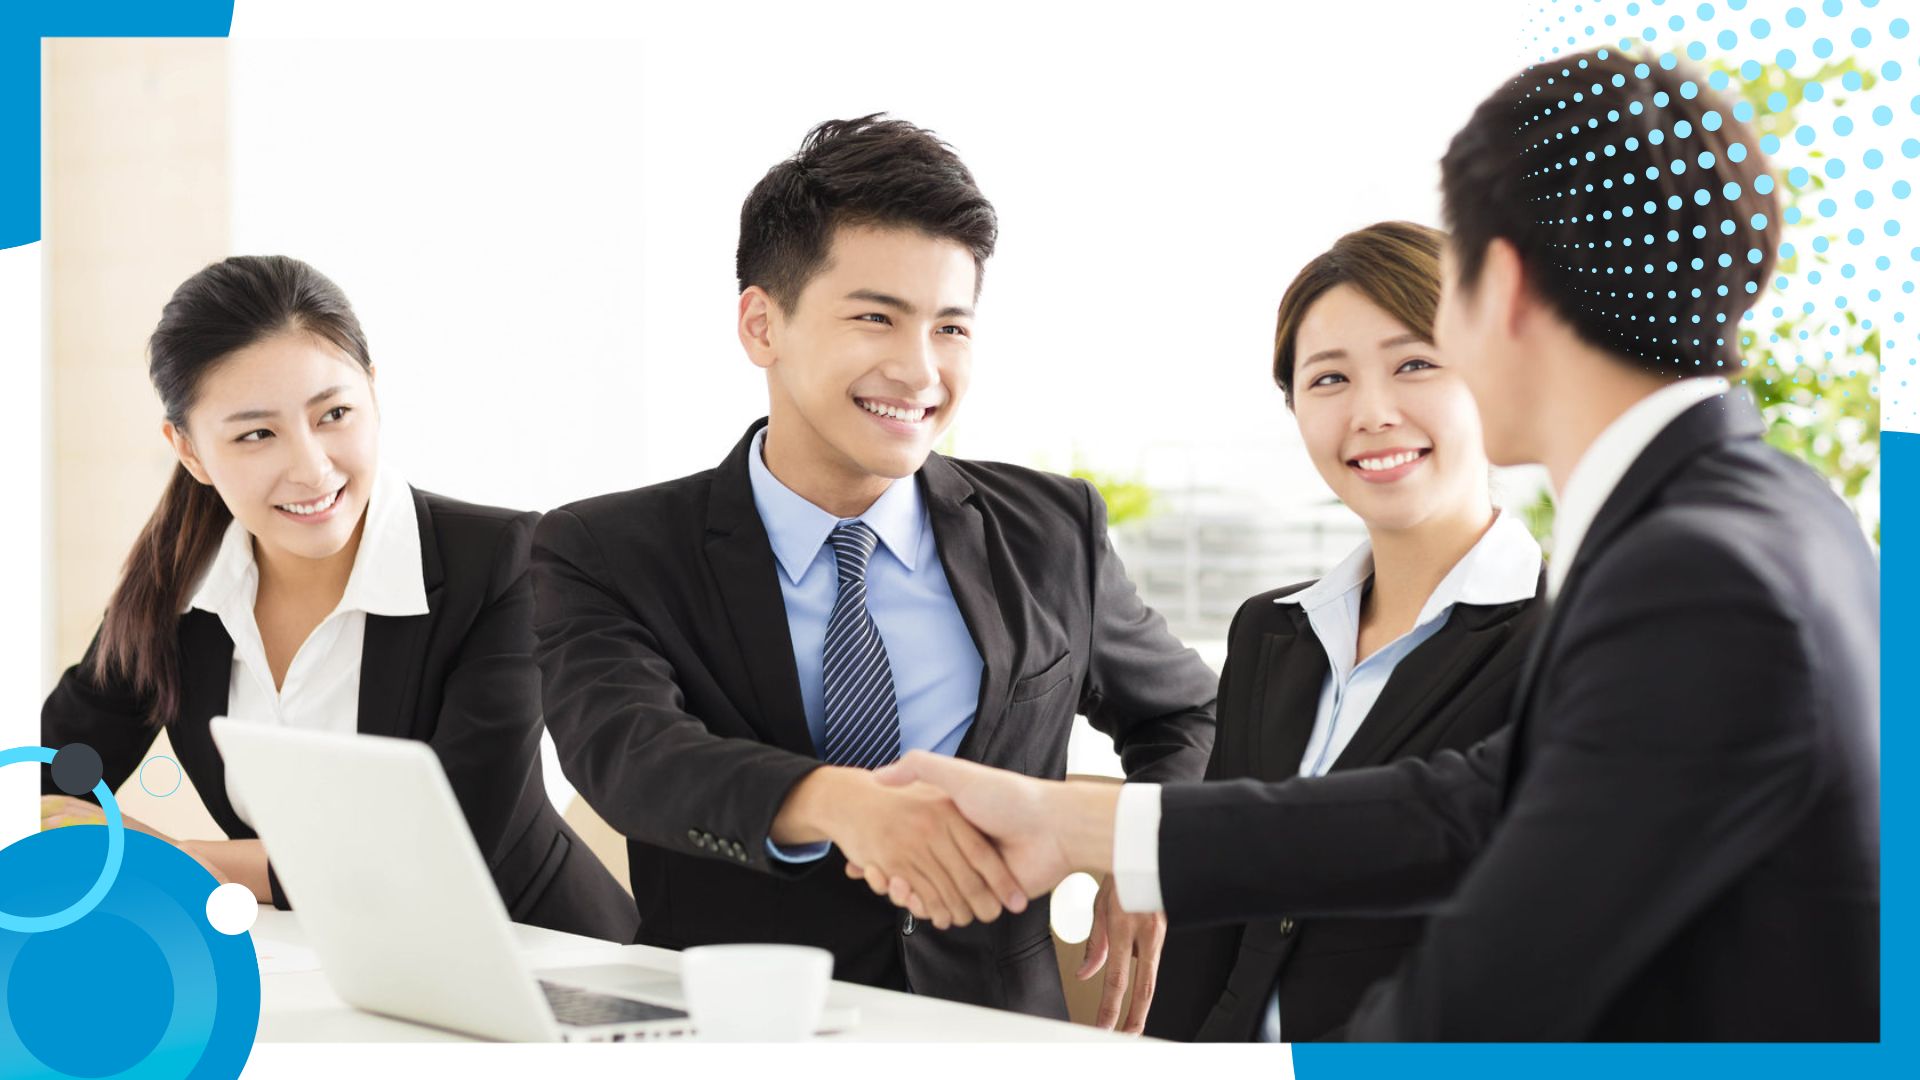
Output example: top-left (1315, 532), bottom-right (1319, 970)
top-left (50, 744), bottom-right (102, 798)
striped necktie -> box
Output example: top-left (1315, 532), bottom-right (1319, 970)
top-left (818, 521), bottom-right (904, 769)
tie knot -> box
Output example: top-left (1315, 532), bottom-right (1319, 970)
top-left (829, 521), bottom-right (880, 584)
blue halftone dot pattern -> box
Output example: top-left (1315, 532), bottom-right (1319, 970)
top-left (1522, 0), bottom-right (1920, 429)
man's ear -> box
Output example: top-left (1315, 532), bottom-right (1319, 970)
top-left (1480, 237), bottom-right (1530, 342)
top-left (738, 286), bottom-right (779, 371)
top-left (163, 420), bottom-right (212, 485)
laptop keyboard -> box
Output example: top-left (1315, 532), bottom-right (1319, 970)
top-left (539, 980), bottom-right (689, 1027)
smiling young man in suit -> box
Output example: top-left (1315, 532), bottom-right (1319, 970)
top-left (530, 115), bottom-right (1217, 1022)
top-left (876, 50), bottom-right (1880, 1040)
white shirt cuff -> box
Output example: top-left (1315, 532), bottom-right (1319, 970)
top-left (1110, 782), bottom-right (1164, 913)
top-left (765, 837), bottom-right (833, 863)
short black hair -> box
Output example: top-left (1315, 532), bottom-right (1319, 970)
top-left (1441, 47), bottom-right (1778, 376)
top-left (736, 114), bottom-right (998, 312)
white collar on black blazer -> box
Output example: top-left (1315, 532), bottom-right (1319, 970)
top-left (184, 464), bottom-right (430, 619)
top-left (1548, 376), bottom-right (1730, 600)
top-left (1274, 508), bottom-right (1541, 625)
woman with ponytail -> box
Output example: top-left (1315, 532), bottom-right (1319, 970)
top-left (40, 255), bottom-right (637, 942)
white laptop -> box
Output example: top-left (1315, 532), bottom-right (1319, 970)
top-left (212, 719), bottom-right (850, 1042)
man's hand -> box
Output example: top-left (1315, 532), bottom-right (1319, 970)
top-left (868, 751), bottom-right (1121, 900)
top-left (1079, 874), bottom-right (1166, 1033)
top-left (772, 767), bottom-right (1028, 930)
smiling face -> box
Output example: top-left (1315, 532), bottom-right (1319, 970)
top-left (741, 224), bottom-right (977, 505)
top-left (1291, 283), bottom-right (1489, 535)
top-left (167, 330), bottom-right (379, 566)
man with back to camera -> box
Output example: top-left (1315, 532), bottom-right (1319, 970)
top-left (874, 49), bottom-right (1880, 1041)
top-left (529, 115), bottom-right (1217, 1025)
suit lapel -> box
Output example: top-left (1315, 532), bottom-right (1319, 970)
top-left (1330, 599), bottom-right (1523, 771)
top-left (1503, 390), bottom-right (1765, 796)
top-left (1250, 607), bottom-right (1327, 781)
top-left (702, 421), bottom-right (818, 758)
top-left (169, 610), bottom-right (249, 837)
top-left (921, 453), bottom-right (1013, 764)
top-left (1559, 391), bottom-right (1763, 604)
top-left (357, 612), bottom-right (436, 739)
top-left (357, 488), bottom-right (442, 740)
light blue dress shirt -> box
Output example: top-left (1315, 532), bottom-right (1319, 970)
top-left (747, 429), bottom-right (985, 862)
top-left (1277, 510), bottom-right (1542, 780)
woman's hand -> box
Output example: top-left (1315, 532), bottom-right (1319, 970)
top-left (40, 793), bottom-right (105, 830)
top-left (40, 794), bottom-right (172, 841)
top-left (162, 840), bottom-right (231, 886)
top-left (40, 796), bottom-right (257, 894)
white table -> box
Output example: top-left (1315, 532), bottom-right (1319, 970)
top-left (250, 907), bottom-right (1130, 1043)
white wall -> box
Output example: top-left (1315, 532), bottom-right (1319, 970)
top-left (42, 38), bottom-right (232, 842)
top-left (228, 4), bottom-right (1522, 512)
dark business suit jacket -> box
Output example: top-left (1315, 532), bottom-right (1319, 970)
top-left (43, 488), bottom-right (638, 943)
top-left (1154, 391), bottom-right (1880, 1040)
top-left (1149, 570), bottom-right (1544, 1042)
top-left (531, 418), bottom-right (1218, 1018)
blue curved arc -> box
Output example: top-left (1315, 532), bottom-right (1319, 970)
top-left (0, 745), bottom-right (126, 933)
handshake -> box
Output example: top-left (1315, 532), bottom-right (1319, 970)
top-left (769, 752), bottom-right (1152, 1031)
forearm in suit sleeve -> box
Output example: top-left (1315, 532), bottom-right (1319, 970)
top-left (1158, 727), bottom-right (1509, 925)
top-left (41, 629), bottom-right (159, 800)
top-left (1077, 480), bottom-right (1218, 783)
top-left (532, 508), bottom-right (823, 876)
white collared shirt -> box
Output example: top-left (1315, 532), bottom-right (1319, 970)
top-left (186, 465), bottom-right (430, 825)
top-left (1547, 376), bottom-right (1730, 599)
top-left (1111, 510), bottom-right (1541, 913)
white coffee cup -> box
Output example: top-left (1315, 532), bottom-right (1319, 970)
top-left (679, 944), bottom-right (834, 1042)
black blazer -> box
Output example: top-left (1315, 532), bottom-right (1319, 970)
top-left (530, 419), bottom-right (1218, 1018)
top-left (1153, 391), bottom-right (1880, 1040)
top-left (42, 487), bottom-right (638, 944)
top-left (1149, 566), bottom-right (1544, 1042)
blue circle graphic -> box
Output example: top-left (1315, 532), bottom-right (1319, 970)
top-left (9, 913), bottom-right (172, 1076)
top-left (0, 828), bottom-right (260, 1078)
top-left (0, 746), bottom-right (123, 933)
